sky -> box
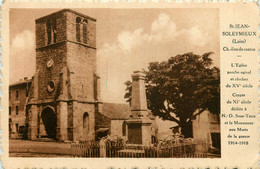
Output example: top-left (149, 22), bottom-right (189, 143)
top-left (10, 8), bottom-right (219, 132)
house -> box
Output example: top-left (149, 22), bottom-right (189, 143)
top-left (9, 77), bottom-right (31, 139)
top-left (193, 111), bottom-right (220, 151)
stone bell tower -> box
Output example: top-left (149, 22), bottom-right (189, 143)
top-left (26, 9), bottom-right (101, 142)
top-left (126, 71), bottom-right (153, 145)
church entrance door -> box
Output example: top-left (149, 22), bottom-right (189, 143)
top-left (41, 107), bottom-right (57, 139)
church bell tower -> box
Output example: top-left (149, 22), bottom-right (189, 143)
top-left (27, 9), bottom-right (101, 142)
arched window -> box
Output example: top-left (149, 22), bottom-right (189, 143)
top-left (83, 19), bottom-right (88, 44)
top-left (52, 18), bottom-right (57, 43)
top-left (46, 18), bottom-right (57, 44)
top-left (122, 121), bottom-right (126, 136)
top-left (76, 17), bottom-right (81, 42)
top-left (46, 19), bottom-right (52, 44)
top-left (93, 74), bottom-right (98, 100)
top-left (83, 112), bottom-right (89, 135)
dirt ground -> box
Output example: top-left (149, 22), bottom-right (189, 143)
top-left (9, 153), bottom-right (72, 157)
top-left (9, 139), bottom-right (73, 157)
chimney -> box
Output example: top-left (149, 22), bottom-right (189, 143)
top-left (131, 71), bottom-right (148, 118)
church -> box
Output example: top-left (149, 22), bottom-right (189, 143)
top-left (9, 9), bottom-right (158, 144)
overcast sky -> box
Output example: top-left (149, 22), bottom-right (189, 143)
top-left (10, 8), bottom-right (219, 104)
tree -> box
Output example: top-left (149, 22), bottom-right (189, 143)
top-left (124, 52), bottom-right (220, 138)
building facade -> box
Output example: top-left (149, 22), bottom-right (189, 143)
top-left (9, 78), bottom-right (31, 139)
top-left (193, 111), bottom-right (220, 151)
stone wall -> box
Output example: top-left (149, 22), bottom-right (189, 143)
top-left (36, 44), bottom-right (67, 101)
top-left (67, 43), bottom-right (97, 101)
top-left (110, 120), bottom-right (125, 137)
top-left (72, 102), bottom-right (96, 141)
top-left (27, 104), bottom-right (38, 140)
top-left (36, 11), bottom-right (67, 48)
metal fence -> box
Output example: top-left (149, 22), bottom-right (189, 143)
top-left (71, 141), bottom-right (208, 158)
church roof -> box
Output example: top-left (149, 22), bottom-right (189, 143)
top-left (102, 102), bottom-right (131, 120)
top-left (101, 102), bottom-right (156, 120)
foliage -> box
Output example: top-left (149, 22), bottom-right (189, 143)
top-left (124, 52), bottom-right (220, 137)
top-left (100, 135), bottom-right (127, 145)
top-left (158, 133), bottom-right (185, 146)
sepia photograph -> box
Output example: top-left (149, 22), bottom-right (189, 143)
top-left (9, 8), bottom-right (220, 158)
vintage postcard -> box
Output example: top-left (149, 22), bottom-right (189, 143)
top-left (0, 1), bottom-right (259, 168)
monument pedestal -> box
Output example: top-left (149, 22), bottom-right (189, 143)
top-left (126, 118), bottom-right (152, 146)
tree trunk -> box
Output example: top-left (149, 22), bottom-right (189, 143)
top-left (179, 121), bottom-right (193, 138)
